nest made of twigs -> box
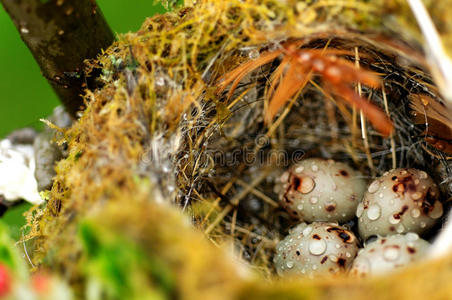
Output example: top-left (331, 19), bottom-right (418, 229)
top-left (174, 34), bottom-right (452, 276)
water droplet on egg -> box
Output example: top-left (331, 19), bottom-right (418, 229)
top-left (428, 202), bottom-right (443, 219)
top-left (298, 176), bottom-right (315, 194)
top-left (311, 165), bottom-right (319, 172)
top-left (405, 232), bottom-right (419, 242)
top-left (295, 166), bottom-right (304, 173)
top-left (411, 192), bottom-right (422, 200)
top-left (368, 180), bottom-right (380, 194)
top-left (286, 261), bottom-right (294, 269)
top-left (356, 203), bottom-right (364, 217)
top-left (383, 246), bottom-right (400, 261)
top-left (389, 215), bottom-right (401, 225)
top-left (302, 226), bottom-right (313, 236)
top-left (280, 172), bottom-right (289, 182)
top-left (367, 205), bottom-right (381, 220)
top-left (396, 224), bottom-right (405, 233)
top-left (309, 239), bottom-right (327, 256)
top-left (310, 196), bottom-right (318, 204)
top-left (411, 208), bottom-right (421, 218)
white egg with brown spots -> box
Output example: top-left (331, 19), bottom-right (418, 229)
top-left (357, 168), bottom-right (443, 239)
top-left (274, 222), bottom-right (359, 277)
top-left (278, 158), bottom-right (366, 223)
top-left (350, 233), bottom-right (429, 277)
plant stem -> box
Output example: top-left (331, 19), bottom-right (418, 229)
top-left (1, 0), bottom-right (114, 117)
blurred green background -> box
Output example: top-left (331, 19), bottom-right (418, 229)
top-left (0, 1), bottom-right (166, 238)
top-left (0, 1), bottom-right (166, 138)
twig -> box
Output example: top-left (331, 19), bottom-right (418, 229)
top-left (1, 0), bottom-right (114, 117)
top-left (204, 170), bottom-right (270, 235)
top-left (236, 179), bottom-right (278, 207)
top-left (355, 47), bottom-right (375, 176)
top-left (382, 84), bottom-right (397, 169)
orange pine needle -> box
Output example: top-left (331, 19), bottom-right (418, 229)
top-left (265, 63), bottom-right (309, 124)
top-left (217, 50), bottom-right (282, 98)
top-left (267, 56), bottom-right (291, 99)
top-left (332, 83), bottom-right (394, 136)
top-left (216, 42), bottom-right (395, 136)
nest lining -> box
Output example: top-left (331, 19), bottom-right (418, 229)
top-left (171, 35), bottom-right (452, 275)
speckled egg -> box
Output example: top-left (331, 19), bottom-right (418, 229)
top-left (350, 233), bottom-right (429, 277)
top-left (357, 168), bottom-right (443, 239)
top-left (274, 222), bottom-right (359, 277)
top-left (277, 158), bottom-right (366, 223)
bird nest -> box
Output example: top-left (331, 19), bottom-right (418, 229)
top-left (24, 0), bottom-right (452, 299)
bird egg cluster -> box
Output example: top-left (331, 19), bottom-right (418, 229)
top-left (275, 159), bottom-right (443, 277)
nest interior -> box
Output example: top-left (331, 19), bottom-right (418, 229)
top-left (24, 0), bottom-right (452, 299)
top-left (177, 35), bottom-right (452, 276)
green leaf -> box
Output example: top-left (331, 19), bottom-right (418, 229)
top-left (1, 202), bottom-right (32, 241)
top-left (0, 221), bottom-right (28, 279)
top-left (79, 222), bottom-right (174, 300)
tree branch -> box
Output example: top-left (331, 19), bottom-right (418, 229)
top-left (1, 0), bottom-right (114, 117)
